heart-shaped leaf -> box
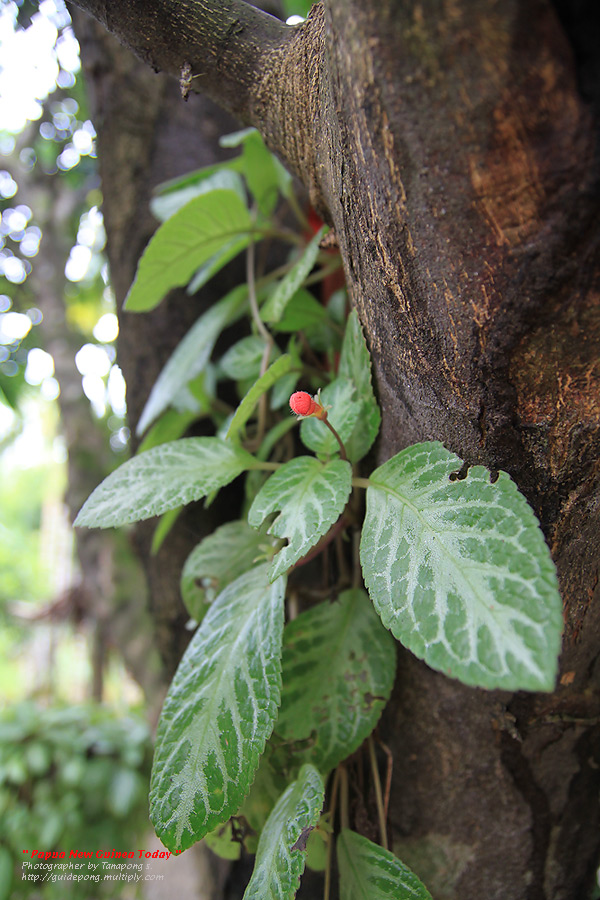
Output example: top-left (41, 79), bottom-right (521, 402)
top-left (360, 442), bottom-right (563, 691)
top-left (181, 519), bottom-right (269, 620)
top-left (276, 589), bottom-right (396, 772)
top-left (248, 456), bottom-right (352, 581)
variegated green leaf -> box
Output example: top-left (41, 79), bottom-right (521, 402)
top-left (360, 442), bottom-right (563, 691)
top-left (299, 378), bottom-right (361, 458)
top-left (150, 565), bottom-right (285, 852)
top-left (276, 589), bottom-right (396, 772)
top-left (180, 519), bottom-right (269, 620)
top-left (74, 438), bottom-right (256, 528)
top-left (248, 457), bottom-right (352, 581)
top-left (338, 829), bottom-right (433, 900)
top-left (242, 764), bottom-right (324, 900)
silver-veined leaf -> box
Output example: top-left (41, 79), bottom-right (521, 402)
top-left (74, 438), bottom-right (256, 528)
top-left (360, 442), bottom-right (563, 691)
top-left (180, 519), bottom-right (269, 620)
top-left (248, 456), bottom-right (352, 581)
top-left (242, 764), bottom-right (324, 900)
top-left (150, 565), bottom-right (285, 852)
top-left (276, 589), bottom-right (396, 772)
top-left (337, 829), bottom-right (433, 900)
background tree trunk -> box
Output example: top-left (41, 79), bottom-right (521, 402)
top-left (70, 8), bottom-right (252, 683)
top-left (68, 1), bottom-right (600, 897)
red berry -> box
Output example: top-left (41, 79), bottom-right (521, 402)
top-left (289, 391), bottom-right (315, 416)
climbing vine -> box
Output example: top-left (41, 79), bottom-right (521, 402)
top-left (75, 129), bottom-right (563, 899)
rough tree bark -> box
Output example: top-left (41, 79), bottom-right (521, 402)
top-left (67, 1), bottom-right (600, 898)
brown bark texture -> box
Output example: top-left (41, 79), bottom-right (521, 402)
top-left (68, 0), bottom-right (600, 897)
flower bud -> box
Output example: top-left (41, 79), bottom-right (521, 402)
top-left (289, 391), bottom-right (316, 416)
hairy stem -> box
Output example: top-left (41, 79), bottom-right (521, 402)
top-left (323, 417), bottom-right (347, 461)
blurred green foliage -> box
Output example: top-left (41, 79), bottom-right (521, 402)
top-left (282, 0), bottom-right (313, 19)
top-left (0, 702), bottom-right (152, 899)
top-left (0, 460), bottom-right (63, 621)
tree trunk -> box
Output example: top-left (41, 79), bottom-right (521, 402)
top-left (68, 1), bottom-right (600, 897)
top-left (70, 7), bottom-right (253, 682)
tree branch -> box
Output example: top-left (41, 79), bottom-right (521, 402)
top-left (67, 0), bottom-right (326, 207)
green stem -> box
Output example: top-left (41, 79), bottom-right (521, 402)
top-left (340, 765), bottom-right (350, 831)
top-left (303, 258), bottom-right (344, 288)
top-left (247, 236), bottom-right (273, 447)
top-left (247, 237), bottom-right (271, 345)
top-left (323, 417), bottom-right (347, 461)
top-left (256, 417), bottom-right (297, 461)
top-left (324, 768), bottom-right (341, 900)
top-left (368, 735), bottom-right (388, 850)
top-left (251, 460), bottom-right (281, 472)
top-left (351, 476), bottom-right (372, 489)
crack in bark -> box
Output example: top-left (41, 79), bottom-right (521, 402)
top-left (500, 731), bottom-right (551, 900)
